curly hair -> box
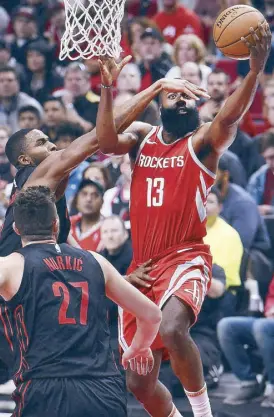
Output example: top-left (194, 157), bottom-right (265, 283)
top-left (14, 186), bottom-right (57, 239)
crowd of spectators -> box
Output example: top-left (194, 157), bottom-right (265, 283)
top-left (1, 0), bottom-right (274, 410)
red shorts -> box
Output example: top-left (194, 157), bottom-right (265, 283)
top-left (118, 243), bottom-right (212, 359)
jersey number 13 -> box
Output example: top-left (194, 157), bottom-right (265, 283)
top-left (146, 177), bottom-right (165, 207)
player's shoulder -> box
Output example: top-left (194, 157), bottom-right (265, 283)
top-left (191, 122), bottom-right (212, 147)
top-left (127, 121), bottom-right (154, 137)
top-left (88, 251), bottom-right (116, 270)
top-left (88, 250), bottom-right (101, 262)
top-left (193, 122), bottom-right (212, 137)
top-left (0, 252), bottom-right (24, 269)
top-left (87, 251), bottom-right (108, 279)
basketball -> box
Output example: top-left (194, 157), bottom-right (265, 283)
top-left (213, 5), bottom-right (267, 60)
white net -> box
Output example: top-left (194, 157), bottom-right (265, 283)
top-left (60, 0), bottom-right (127, 60)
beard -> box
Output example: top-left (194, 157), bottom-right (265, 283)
top-left (160, 105), bottom-right (200, 139)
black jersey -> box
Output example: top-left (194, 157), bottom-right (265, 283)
top-left (0, 166), bottom-right (70, 256)
top-left (7, 243), bottom-right (120, 384)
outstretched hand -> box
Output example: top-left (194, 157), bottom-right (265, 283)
top-left (98, 55), bottom-right (132, 86)
top-left (241, 22), bottom-right (272, 74)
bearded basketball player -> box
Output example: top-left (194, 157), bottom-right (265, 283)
top-left (96, 24), bottom-right (271, 417)
top-left (0, 57), bottom-right (205, 391)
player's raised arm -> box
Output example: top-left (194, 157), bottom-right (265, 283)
top-left (96, 56), bottom-right (141, 155)
top-left (23, 59), bottom-right (167, 187)
top-left (97, 57), bottom-right (210, 154)
top-left (202, 23), bottom-right (271, 155)
top-left (25, 59), bottom-right (209, 188)
top-left (92, 252), bottom-right (162, 375)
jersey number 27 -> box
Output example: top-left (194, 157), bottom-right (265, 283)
top-left (146, 177), bottom-right (165, 207)
top-left (52, 281), bottom-right (89, 325)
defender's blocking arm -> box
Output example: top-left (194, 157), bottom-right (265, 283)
top-left (24, 61), bottom-right (177, 189)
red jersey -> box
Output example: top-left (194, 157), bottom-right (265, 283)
top-left (70, 214), bottom-right (103, 252)
top-left (130, 126), bottom-right (215, 263)
top-left (153, 6), bottom-right (203, 45)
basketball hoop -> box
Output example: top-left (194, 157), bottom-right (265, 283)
top-left (60, 0), bottom-right (127, 61)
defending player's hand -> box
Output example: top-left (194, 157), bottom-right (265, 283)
top-left (160, 78), bottom-right (210, 101)
top-left (98, 55), bottom-right (132, 86)
top-left (122, 347), bottom-right (154, 375)
top-left (241, 22), bottom-right (272, 74)
top-left (126, 259), bottom-right (155, 288)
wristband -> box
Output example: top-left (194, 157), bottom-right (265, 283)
top-left (101, 83), bottom-right (113, 89)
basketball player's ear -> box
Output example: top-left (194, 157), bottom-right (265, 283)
top-left (18, 154), bottom-right (32, 166)
top-left (12, 222), bottom-right (20, 236)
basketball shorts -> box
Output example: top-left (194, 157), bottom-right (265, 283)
top-left (119, 243), bottom-right (212, 359)
top-left (12, 376), bottom-right (127, 417)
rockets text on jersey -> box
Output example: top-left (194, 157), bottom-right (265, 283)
top-left (130, 126), bottom-right (216, 263)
